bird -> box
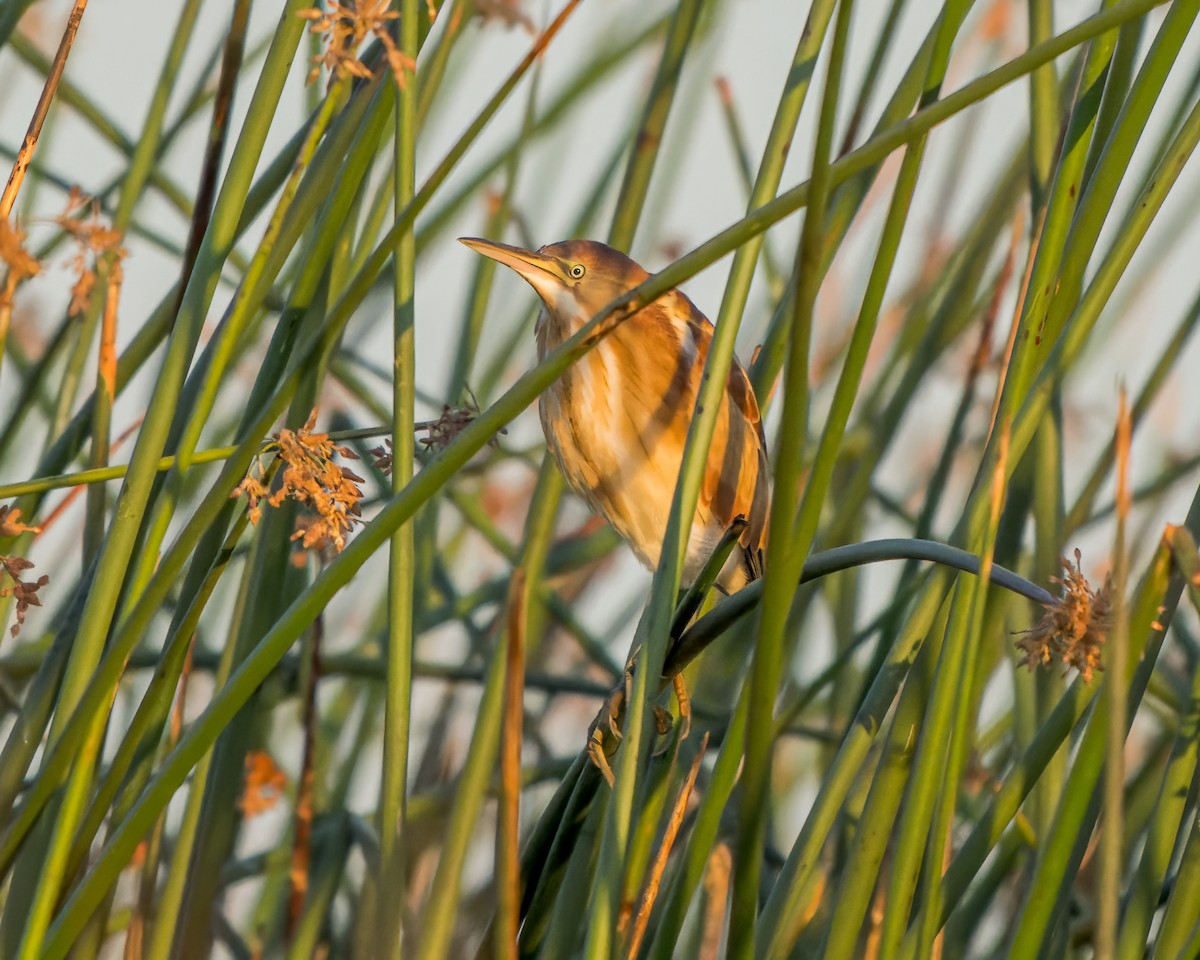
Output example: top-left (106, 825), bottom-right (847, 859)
top-left (459, 237), bottom-right (771, 595)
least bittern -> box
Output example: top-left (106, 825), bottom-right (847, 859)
top-left (460, 237), bottom-right (771, 594)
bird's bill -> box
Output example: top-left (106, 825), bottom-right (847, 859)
top-left (458, 237), bottom-right (568, 302)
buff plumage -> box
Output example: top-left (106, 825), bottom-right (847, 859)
top-left (460, 237), bottom-right (771, 592)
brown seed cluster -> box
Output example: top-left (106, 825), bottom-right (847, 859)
top-left (0, 505), bottom-right (48, 639)
top-left (0, 219), bottom-right (42, 311)
top-left (474, 0), bottom-right (534, 32)
top-left (240, 750), bottom-right (288, 818)
top-left (233, 410), bottom-right (365, 555)
top-left (299, 0), bottom-right (417, 89)
top-left (419, 395), bottom-right (502, 455)
top-left (369, 396), bottom-right (501, 474)
top-left (420, 403), bottom-right (480, 455)
top-left (1016, 549), bottom-right (1113, 684)
top-left (53, 188), bottom-right (126, 317)
top-left (368, 437), bottom-right (393, 474)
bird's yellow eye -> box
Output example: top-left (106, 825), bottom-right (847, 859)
top-left (569, 263), bottom-right (586, 279)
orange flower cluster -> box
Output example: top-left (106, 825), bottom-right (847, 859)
top-left (299, 0), bottom-right (417, 88)
top-left (233, 411), bottom-right (365, 555)
top-left (240, 750), bottom-right (288, 818)
top-left (53, 188), bottom-right (125, 317)
top-left (1016, 549), bottom-right (1113, 683)
top-left (0, 505), bottom-right (47, 639)
top-left (0, 219), bottom-right (41, 310)
top-left (474, 0), bottom-right (534, 31)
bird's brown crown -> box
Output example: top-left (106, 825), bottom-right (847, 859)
top-left (537, 240), bottom-right (651, 292)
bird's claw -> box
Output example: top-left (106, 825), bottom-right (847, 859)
top-left (650, 704), bottom-right (676, 757)
top-left (587, 670), bottom-right (694, 781)
top-left (588, 726), bottom-right (617, 788)
top-left (672, 674), bottom-right (692, 742)
top-left (587, 673), bottom-right (630, 787)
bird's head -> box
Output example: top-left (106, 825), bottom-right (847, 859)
top-left (459, 237), bottom-right (649, 332)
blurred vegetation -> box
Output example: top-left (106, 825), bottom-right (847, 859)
top-left (1, 0), bottom-right (1199, 957)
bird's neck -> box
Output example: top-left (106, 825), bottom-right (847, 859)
top-left (534, 303), bottom-right (589, 356)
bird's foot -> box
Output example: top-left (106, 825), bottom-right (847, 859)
top-left (588, 726), bottom-right (617, 788)
top-left (649, 703), bottom-right (674, 757)
top-left (587, 670), bottom-right (693, 781)
top-left (649, 675), bottom-right (693, 758)
top-left (587, 670), bottom-right (632, 788)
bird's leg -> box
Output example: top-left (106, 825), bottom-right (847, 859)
top-left (588, 644), bottom-right (701, 780)
top-left (621, 648), bottom-right (677, 750)
top-left (587, 715), bottom-right (617, 788)
top-left (655, 519), bottom-right (745, 747)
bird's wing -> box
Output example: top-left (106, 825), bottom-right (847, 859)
top-left (675, 294), bottom-right (765, 436)
top-left (673, 293), bottom-right (772, 569)
top-left (725, 351), bottom-right (767, 446)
